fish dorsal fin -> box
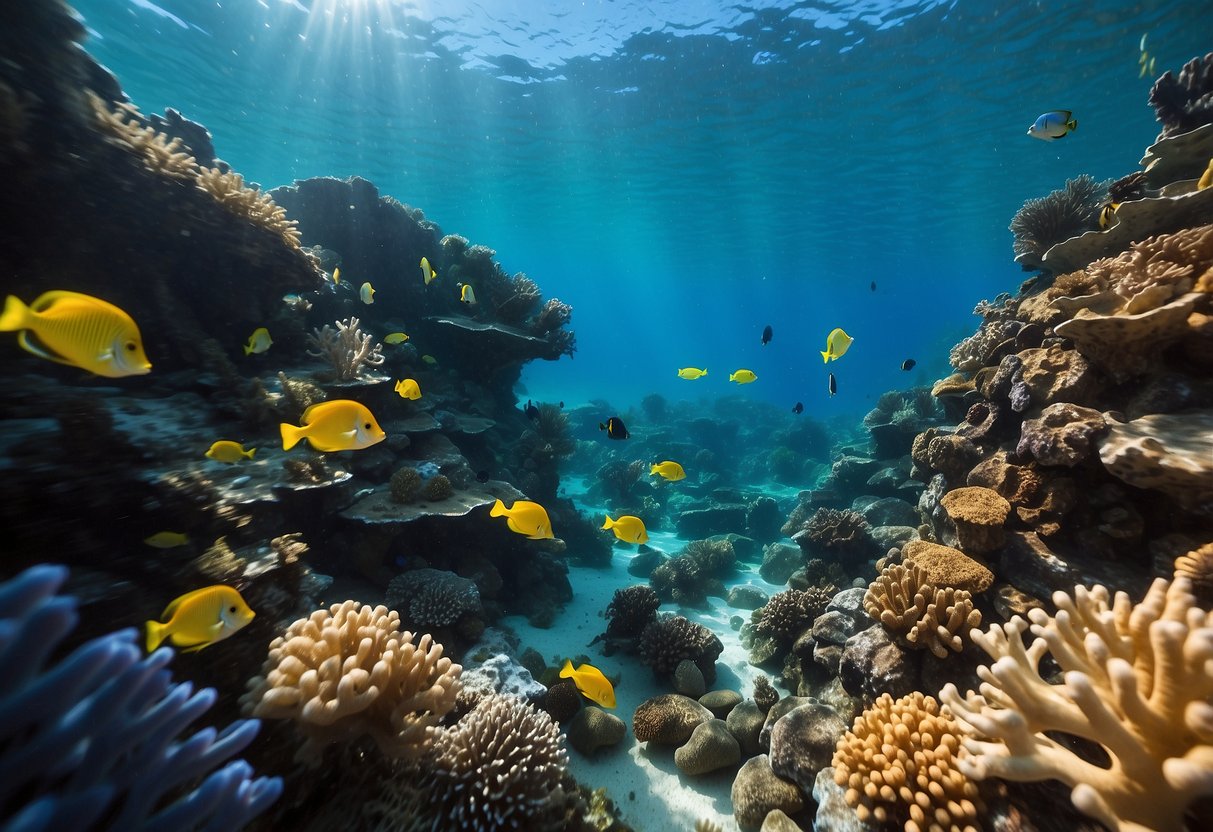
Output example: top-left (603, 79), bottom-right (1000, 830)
top-left (299, 402), bottom-right (324, 424)
top-left (160, 585), bottom-right (217, 620)
top-left (560, 659), bottom-right (575, 678)
top-left (17, 330), bottom-right (78, 367)
top-left (28, 289), bottom-right (112, 313)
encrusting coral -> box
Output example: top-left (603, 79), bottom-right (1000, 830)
top-left (832, 691), bottom-right (983, 832)
top-left (306, 317), bottom-right (386, 381)
top-left (240, 600), bottom-right (462, 763)
top-left (864, 563), bottom-right (982, 659)
top-left (940, 575), bottom-right (1213, 832)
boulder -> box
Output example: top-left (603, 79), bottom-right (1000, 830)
top-left (760, 543), bottom-right (803, 585)
top-left (566, 706), bottom-right (626, 755)
top-left (700, 689), bottom-right (743, 719)
top-left (728, 585), bottom-right (770, 610)
top-left (726, 698), bottom-right (767, 758)
top-left (632, 694), bottom-right (713, 745)
top-left (675, 718), bottom-right (741, 776)
top-left (1017, 403), bottom-right (1109, 467)
top-left (768, 702), bottom-right (849, 794)
top-left (677, 504), bottom-right (748, 538)
top-left (839, 625), bottom-right (920, 701)
top-left (732, 755), bottom-right (805, 831)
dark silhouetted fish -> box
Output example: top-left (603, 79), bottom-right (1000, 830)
top-left (559, 401), bottom-right (564, 408)
top-left (792, 402), bottom-right (804, 414)
top-left (828, 373), bottom-right (837, 397)
top-left (901, 359), bottom-right (916, 371)
top-left (761, 325), bottom-right (773, 346)
top-left (870, 281), bottom-right (876, 292)
top-left (599, 416), bottom-right (629, 440)
top-left (476, 470), bottom-right (490, 483)
top-left (524, 399), bottom-right (540, 420)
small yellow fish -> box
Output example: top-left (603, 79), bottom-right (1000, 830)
top-left (458, 283), bottom-right (477, 305)
top-left (1149, 56), bottom-right (1155, 76)
top-left (650, 460), bottom-right (686, 481)
top-left (384, 332), bottom-right (410, 344)
top-left (560, 659), bottom-right (616, 708)
top-left (394, 378), bottom-right (422, 400)
top-left (602, 514), bottom-right (648, 545)
top-left (243, 327), bottom-right (272, 356)
top-left (1198, 158), bottom-right (1213, 191)
top-left (280, 399), bottom-right (386, 452)
top-left (144, 531), bottom-right (189, 549)
top-left (421, 256), bottom-right (437, 285)
top-left (421, 354), bottom-right (439, 365)
top-left (491, 498), bottom-right (554, 540)
top-left (205, 440), bottom-right (256, 463)
top-left (1140, 60), bottom-right (1148, 78)
top-left (729, 369), bottom-right (757, 384)
top-left (0, 290), bottom-right (151, 378)
top-left (677, 367), bottom-right (708, 379)
top-left (145, 585), bottom-right (255, 653)
top-left (820, 327), bottom-right (853, 363)
top-left (360, 282), bottom-right (376, 305)
top-left (1099, 202), bottom-right (1121, 230)
top-left (332, 267), bottom-right (341, 284)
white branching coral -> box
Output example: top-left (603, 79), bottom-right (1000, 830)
top-left (306, 317), bottom-right (385, 381)
top-left (940, 576), bottom-right (1213, 832)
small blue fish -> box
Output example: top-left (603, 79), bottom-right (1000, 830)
top-left (1027, 110), bottom-right (1077, 141)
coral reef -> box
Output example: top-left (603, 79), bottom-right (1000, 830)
top-left (599, 585), bottom-right (661, 642)
top-left (1149, 52), bottom-right (1213, 139)
top-left (639, 615), bottom-right (724, 685)
top-left (1010, 174), bottom-right (1107, 269)
top-left (196, 167), bottom-right (302, 249)
top-left (305, 317), bottom-right (386, 381)
top-left (787, 507), bottom-right (878, 568)
top-left (863, 563), bottom-right (982, 658)
top-left (753, 588), bottom-right (834, 644)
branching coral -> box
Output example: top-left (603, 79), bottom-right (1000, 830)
top-left (1149, 52), bottom-right (1213, 139)
top-left (88, 91), bottom-right (199, 179)
top-left (940, 576), bottom-right (1213, 832)
top-left (240, 600), bottom-right (461, 763)
top-left (531, 298), bottom-right (572, 335)
top-left (832, 691), bottom-right (983, 832)
top-left (1010, 174), bottom-right (1107, 266)
top-left (864, 563), bottom-right (982, 659)
top-left (682, 538), bottom-right (736, 578)
top-left (639, 614), bottom-right (724, 684)
top-left (197, 166), bottom-right (303, 249)
top-left (306, 317), bottom-right (385, 381)
top-left (490, 273), bottom-right (543, 326)
top-left (753, 587), bottom-right (833, 643)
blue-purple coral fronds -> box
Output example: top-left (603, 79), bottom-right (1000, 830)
top-left (0, 564), bottom-right (282, 832)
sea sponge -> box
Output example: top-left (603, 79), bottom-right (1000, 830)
top-left (241, 600), bottom-right (461, 763)
top-left (940, 576), bottom-right (1213, 832)
top-left (832, 691), bottom-right (982, 832)
top-left (422, 473), bottom-right (454, 501)
top-left (390, 467), bottom-right (422, 503)
top-left (427, 694), bottom-right (572, 832)
top-left (864, 563), bottom-right (982, 659)
top-left (939, 486), bottom-right (1011, 555)
top-left (753, 587), bottom-right (833, 644)
top-left (639, 614), bottom-right (724, 684)
top-left (601, 584), bottom-right (661, 640)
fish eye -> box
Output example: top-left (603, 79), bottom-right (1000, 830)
top-left (228, 605), bottom-right (237, 613)
top-left (364, 422), bottom-right (372, 430)
top-left (124, 341), bottom-right (137, 352)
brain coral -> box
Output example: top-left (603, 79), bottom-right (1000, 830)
top-left (241, 600), bottom-right (461, 762)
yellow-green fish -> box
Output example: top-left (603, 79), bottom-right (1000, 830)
top-left (331, 267), bottom-right (341, 285)
top-left (421, 256), bottom-right (437, 285)
top-left (394, 378), bottom-right (422, 400)
top-left (1099, 202), bottom-right (1121, 230)
top-left (205, 440), bottom-right (256, 463)
top-left (677, 367), bottom-right (707, 379)
top-left (1199, 158), bottom-right (1213, 191)
top-left (650, 461), bottom-right (686, 481)
top-left (490, 498), bottom-right (554, 540)
top-left (421, 354), bottom-right (439, 365)
top-left (560, 659), bottom-right (616, 708)
top-left (145, 585), bottom-right (255, 653)
top-left (144, 531), bottom-right (189, 549)
top-left (243, 327), bottom-right (272, 356)
top-left (280, 399), bottom-right (386, 452)
top-left (459, 283), bottom-right (477, 305)
top-left (603, 514), bottom-right (647, 545)
top-left (729, 369), bottom-right (757, 384)
top-left (360, 282), bottom-right (376, 305)
top-left (820, 327), bottom-right (853, 363)
top-left (0, 290), bottom-right (151, 378)
top-left (384, 332), bottom-right (410, 344)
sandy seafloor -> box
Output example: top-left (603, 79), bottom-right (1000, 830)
top-left (499, 476), bottom-right (801, 832)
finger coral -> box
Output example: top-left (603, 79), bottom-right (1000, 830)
top-left (832, 691), bottom-right (982, 832)
top-left (240, 600), bottom-right (462, 763)
top-left (305, 317), bottom-right (386, 381)
top-left (940, 575), bottom-right (1213, 832)
top-left (864, 563), bottom-right (982, 659)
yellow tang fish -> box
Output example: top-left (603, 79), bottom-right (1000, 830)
top-left (458, 283), bottom-right (477, 305)
top-left (144, 531), bottom-right (189, 549)
top-left (560, 659), bottom-right (616, 708)
top-left (145, 585), bottom-right (255, 653)
top-left (490, 498), bottom-right (554, 540)
top-left (394, 378), bottom-right (422, 400)
top-left (244, 327), bottom-right (272, 356)
top-left (0, 290), bottom-right (151, 378)
top-left (280, 399), bottom-right (386, 452)
top-left (677, 367), bottom-right (707, 379)
top-left (205, 440), bottom-right (256, 463)
top-left (603, 514), bottom-right (647, 545)
top-left (729, 369), bottom-right (757, 384)
top-left (384, 332), bottom-right (410, 344)
top-left (820, 327), bottom-right (853, 363)
top-left (421, 354), bottom-right (439, 365)
top-left (360, 282), bottom-right (376, 305)
top-left (421, 256), bottom-right (437, 285)
top-left (1198, 158), bottom-right (1213, 191)
top-left (650, 461), bottom-right (686, 481)
top-left (331, 267), bottom-right (341, 284)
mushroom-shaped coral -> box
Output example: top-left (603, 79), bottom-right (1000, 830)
top-left (427, 694), bottom-right (572, 832)
top-left (863, 563), bottom-right (982, 659)
top-left (832, 691), bottom-right (982, 832)
top-left (600, 584), bottom-right (661, 641)
top-left (752, 587), bottom-right (834, 644)
top-left (240, 600), bottom-right (461, 762)
top-left (940, 576), bottom-right (1213, 832)
top-left (939, 486), bottom-right (1011, 555)
top-left (639, 614), bottom-right (724, 685)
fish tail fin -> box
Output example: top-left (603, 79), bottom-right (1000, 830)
top-left (702, 370), bottom-right (707, 376)
top-left (820, 350), bottom-right (831, 362)
top-left (243, 343), bottom-right (254, 356)
top-left (245, 447), bottom-right (256, 460)
top-left (280, 422), bottom-right (305, 451)
top-left (560, 659), bottom-right (574, 678)
top-left (146, 620), bottom-right (167, 652)
top-left (598, 422), bottom-right (607, 431)
top-left (490, 499), bottom-right (507, 518)
top-left (0, 295), bottom-right (29, 331)
top-left (650, 464), bottom-right (659, 476)
top-left (602, 515), bottom-right (615, 530)
top-left (1068, 118), bottom-right (1077, 130)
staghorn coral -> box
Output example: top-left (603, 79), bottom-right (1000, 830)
top-left (601, 584), bottom-right (661, 640)
top-left (306, 317), bottom-right (386, 381)
top-left (240, 600), bottom-right (461, 763)
top-left (88, 91), bottom-right (199, 179)
top-left (940, 576), bottom-right (1213, 832)
top-left (832, 691), bottom-right (983, 832)
top-left (427, 694), bottom-right (572, 832)
top-left (1010, 174), bottom-right (1108, 266)
top-left (196, 166), bottom-right (302, 249)
top-left (639, 614), bottom-right (724, 684)
top-left (864, 563), bottom-right (981, 659)
top-left (1149, 52), bottom-right (1213, 139)
top-left (753, 587), bottom-right (833, 643)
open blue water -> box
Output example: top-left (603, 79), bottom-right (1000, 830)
top-left (72, 0), bottom-right (1209, 417)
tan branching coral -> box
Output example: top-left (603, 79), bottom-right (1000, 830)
top-left (88, 91), bottom-right (199, 179)
top-left (1175, 542), bottom-right (1213, 608)
top-left (240, 600), bottom-right (461, 763)
top-left (864, 563), bottom-right (982, 659)
top-left (940, 576), bottom-right (1213, 832)
top-left (197, 166), bottom-right (302, 249)
top-left (306, 317), bottom-right (385, 380)
top-left (832, 691), bottom-right (983, 832)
